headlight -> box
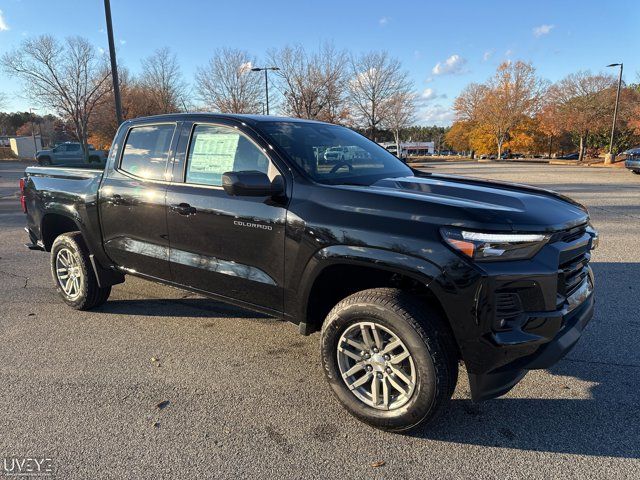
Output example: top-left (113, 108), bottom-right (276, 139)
top-left (441, 228), bottom-right (550, 261)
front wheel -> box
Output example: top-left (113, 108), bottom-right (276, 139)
top-left (50, 232), bottom-right (111, 310)
top-left (320, 288), bottom-right (458, 432)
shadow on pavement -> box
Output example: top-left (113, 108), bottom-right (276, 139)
top-left (96, 297), bottom-right (271, 320)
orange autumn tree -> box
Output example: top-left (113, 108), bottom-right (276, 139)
top-left (452, 61), bottom-right (547, 158)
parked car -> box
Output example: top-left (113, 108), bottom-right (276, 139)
top-left (559, 153), bottom-right (580, 160)
top-left (35, 142), bottom-right (108, 166)
top-left (20, 113), bottom-right (597, 432)
top-left (624, 148), bottom-right (640, 175)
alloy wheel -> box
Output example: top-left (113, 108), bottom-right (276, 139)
top-left (55, 247), bottom-right (83, 299)
top-left (336, 321), bottom-right (417, 410)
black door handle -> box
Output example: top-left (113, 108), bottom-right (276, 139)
top-left (171, 203), bottom-right (197, 216)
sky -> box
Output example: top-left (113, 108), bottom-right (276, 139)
top-left (0, 0), bottom-right (638, 126)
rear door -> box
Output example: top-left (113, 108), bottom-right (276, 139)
top-left (165, 121), bottom-right (288, 312)
top-left (99, 122), bottom-right (178, 280)
top-left (52, 145), bottom-right (68, 163)
top-left (65, 143), bottom-right (83, 164)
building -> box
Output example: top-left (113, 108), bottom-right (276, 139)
top-left (379, 141), bottom-right (435, 157)
top-left (9, 135), bottom-right (42, 159)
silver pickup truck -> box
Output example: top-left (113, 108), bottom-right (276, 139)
top-left (35, 142), bottom-right (108, 166)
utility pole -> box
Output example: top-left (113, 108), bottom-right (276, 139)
top-left (606, 62), bottom-right (623, 163)
top-left (29, 108), bottom-right (38, 154)
top-left (104, 0), bottom-right (123, 125)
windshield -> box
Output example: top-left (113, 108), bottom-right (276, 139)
top-left (259, 121), bottom-right (412, 185)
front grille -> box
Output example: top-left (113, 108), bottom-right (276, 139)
top-left (561, 225), bottom-right (586, 243)
top-left (559, 253), bottom-right (590, 296)
top-left (555, 225), bottom-right (591, 299)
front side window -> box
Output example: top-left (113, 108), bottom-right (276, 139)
top-left (185, 124), bottom-right (275, 187)
top-left (259, 121), bottom-right (412, 186)
top-left (120, 124), bottom-right (175, 180)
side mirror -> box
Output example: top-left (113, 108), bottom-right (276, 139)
top-left (222, 170), bottom-right (284, 197)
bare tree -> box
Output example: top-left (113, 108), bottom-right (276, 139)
top-left (140, 47), bottom-right (187, 113)
top-left (0, 91), bottom-right (7, 111)
top-left (1, 35), bottom-right (111, 161)
top-left (195, 48), bottom-right (264, 113)
top-left (269, 43), bottom-right (349, 122)
top-left (453, 82), bottom-right (488, 122)
top-left (382, 91), bottom-right (416, 154)
top-left (546, 71), bottom-right (617, 160)
top-left (348, 51), bottom-right (413, 139)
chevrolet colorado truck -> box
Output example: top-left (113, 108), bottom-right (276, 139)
top-left (20, 113), bottom-right (598, 431)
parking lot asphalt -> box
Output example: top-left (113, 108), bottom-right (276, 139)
top-left (1, 160), bottom-right (639, 479)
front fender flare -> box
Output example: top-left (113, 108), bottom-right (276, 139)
top-left (295, 245), bottom-right (445, 332)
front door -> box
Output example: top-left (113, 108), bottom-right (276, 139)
top-left (165, 122), bottom-right (287, 312)
top-left (99, 123), bottom-right (178, 280)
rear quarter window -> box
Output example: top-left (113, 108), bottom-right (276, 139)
top-left (120, 124), bottom-right (176, 180)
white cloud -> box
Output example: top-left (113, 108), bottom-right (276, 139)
top-left (482, 50), bottom-right (493, 61)
top-left (379, 17), bottom-right (389, 26)
top-left (505, 49), bottom-right (513, 57)
top-left (119, 39), bottom-right (126, 45)
top-left (417, 103), bottom-right (455, 126)
top-left (431, 54), bottom-right (467, 75)
top-left (533, 24), bottom-right (554, 37)
top-left (420, 88), bottom-right (446, 102)
top-left (0, 10), bottom-right (10, 31)
top-left (98, 47), bottom-right (105, 55)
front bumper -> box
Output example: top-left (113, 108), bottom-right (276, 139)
top-left (468, 281), bottom-right (594, 401)
top-left (434, 224), bottom-right (597, 402)
top-left (626, 159), bottom-right (640, 172)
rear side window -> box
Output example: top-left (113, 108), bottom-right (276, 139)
top-left (185, 124), bottom-right (274, 187)
top-left (120, 124), bottom-right (176, 180)
top-left (67, 144), bottom-right (81, 152)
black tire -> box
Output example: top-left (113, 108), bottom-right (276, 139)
top-left (321, 288), bottom-right (458, 432)
top-left (89, 155), bottom-right (99, 163)
top-left (39, 157), bottom-right (51, 166)
top-left (50, 232), bottom-right (111, 310)
top-left (633, 170), bottom-right (640, 175)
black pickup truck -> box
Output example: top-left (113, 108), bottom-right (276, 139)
top-left (20, 113), bottom-right (597, 431)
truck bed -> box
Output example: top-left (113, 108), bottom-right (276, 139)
top-left (23, 165), bottom-right (105, 251)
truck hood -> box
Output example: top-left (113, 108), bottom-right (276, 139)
top-left (363, 173), bottom-right (588, 232)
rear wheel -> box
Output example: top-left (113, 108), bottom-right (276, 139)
top-left (320, 288), bottom-right (458, 432)
top-left (39, 157), bottom-right (51, 166)
top-left (633, 170), bottom-right (640, 175)
top-left (50, 232), bottom-right (111, 310)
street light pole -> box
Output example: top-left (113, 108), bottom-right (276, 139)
top-left (251, 67), bottom-right (280, 115)
top-left (104, 0), bottom-right (123, 125)
top-left (606, 62), bottom-right (623, 157)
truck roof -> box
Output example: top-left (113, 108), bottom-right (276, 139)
top-left (127, 113), bottom-right (329, 127)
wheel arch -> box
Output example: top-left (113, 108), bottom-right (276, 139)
top-left (296, 246), bottom-right (456, 349)
top-left (40, 211), bottom-right (124, 288)
top-left (41, 212), bottom-right (83, 251)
